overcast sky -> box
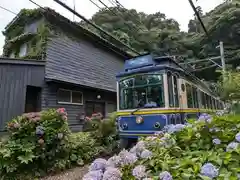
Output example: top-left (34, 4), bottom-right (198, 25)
top-left (0, 0), bottom-right (224, 54)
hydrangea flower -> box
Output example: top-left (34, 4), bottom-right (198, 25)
top-left (159, 171), bottom-right (173, 180)
top-left (102, 167), bottom-right (122, 180)
top-left (154, 131), bottom-right (164, 136)
top-left (130, 141), bottom-right (146, 156)
top-left (132, 165), bottom-right (147, 179)
top-left (57, 133), bottom-right (64, 140)
top-left (82, 170), bottom-right (103, 180)
top-left (36, 126), bottom-right (44, 136)
top-left (118, 149), bottom-right (138, 166)
top-left (226, 142), bottom-right (239, 152)
top-left (235, 133), bottom-right (240, 142)
top-left (106, 155), bottom-right (121, 168)
top-left (164, 124), bottom-right (186, 134)
top-left (198, 113), bottom-right (212, 123)
top-left (200, 163), bottom-right (219, 178)
top-left (140, 149), bottom-right (152, 159)
top-left (89, 158), bottom-right (107, 171)
top-left (212, 138), bottom-right (221, 145)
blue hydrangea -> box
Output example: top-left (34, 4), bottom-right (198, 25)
top-left (130, 141), bottom-right (146, 156)
top-left (82, 170), bottom-right (103, 180)
top-left (102, 167), bottom-right (122, 180)
top-left (226, 142), bottom-right (239, 152)
top-left (212, 138), bottom-right (221, 145)
top-left (106, 155), bottom-right (121, 168)
top-left (159, 133), bottom-right (176, 148)
top-left (200, 163), bottom-right (219, 178)
top-left (132, 165), bottom-right (147, 179)
top-left (118, 149), bottom-right (138, 166)
top-left (209, 127), bottom-right (221, 132)
top-left (235, 133), bottom-right (240, 142)
top-left (140, 149), bottom-right (152, 159)
top-left (163, 124), bottom-right (186, 134)
top-left (35, 126), bottom-right (44, 136)
top-left (154, 131), bottom-right (164, 136)
top-left (159, 171), bottom-right (173, 180)
top-left (198, 113), bottom-right (212, 123)
top-left (216, 110), bottom-right (225, 116)
top-left (89, 158), bottom-right (107, 171)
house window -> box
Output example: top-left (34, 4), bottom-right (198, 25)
top-left (19, 43), bottom-right (27, 57)
top-left (57, 89), bottom-right (83, 105)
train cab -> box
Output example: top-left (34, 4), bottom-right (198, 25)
top-left (116, 54), bottom-right (224, 147)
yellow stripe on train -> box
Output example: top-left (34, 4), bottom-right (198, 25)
top-left (116, 108), bottom-right (215, 116)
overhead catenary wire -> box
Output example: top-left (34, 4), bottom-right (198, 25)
top-left (52, 0), bottom-right (140, 55)
top-left (0, 5), bottom-right (17, 15)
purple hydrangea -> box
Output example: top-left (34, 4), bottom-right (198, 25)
top-left (163, 124), bottom-right (186, 134)
top-left (102, 167), bottom-right (122, 180)
top-left (235, 133), bottom-right (240, 142)
top-left (200, 163), bottom-right (219, 178)
top-left (212, 138), bottom-right (221, 145)
top-left (198, 113), bottom-right (212, 123)
top-left (35, 126), bottom-right (44, 136)
top-left (82, 170), bottom-right (103, 180)
top-left (118, 149), bottom-right (138, 166)
top-left (89, 158), bottom-right (107, 171)
top-left (132, 165), bottom-right (147, 179)
top-left (130, 141), bottom-right (146, 156)
top-left (154, 131), bottom-right (164, 136)
top-left (106, 155), bottom-right (121, 168)
top-left (209, 127), bottom-right (221, 133)
top-left (226, 142), bottom-right (239, 152)
top-left (140, 149), bottom-right (152, 159)
top-left (159, 171), bottom-right (173, 180)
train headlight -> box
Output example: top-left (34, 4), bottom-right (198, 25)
top-left (122, 123), bottom-right (128, 130)
top-left (154, 122), bottom-right (161, 129)
top-left (136, 116), bottom-right (143, 124)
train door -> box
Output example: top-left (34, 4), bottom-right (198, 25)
top-left (179, 79), bottom-right (187, 123)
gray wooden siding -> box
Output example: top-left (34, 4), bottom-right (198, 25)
top-left (41, 82), bottom-right (117, 131)
top-left (45, 36), bottom-right (124, 92)
top-left (0, 59), bottom-right (45, 131)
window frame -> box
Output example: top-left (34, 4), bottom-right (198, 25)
top-left (57, 88), bottom-right (83, 105)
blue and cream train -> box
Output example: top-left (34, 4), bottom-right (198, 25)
top-left (115, 54), bottom-right (224, 146)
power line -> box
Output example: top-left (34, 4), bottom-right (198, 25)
top-left (88, 0), bottom-right (102, 9)
top-left (53, 0), bottom-right (140, 55)
top-left (95, 0), bottom-right (146, 32)
top-left (0, 5), bottom-right (17, 15)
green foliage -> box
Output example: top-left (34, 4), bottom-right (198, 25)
top-left (0, 108), bottom-right (71, 179)
top-left (219, 71), bottom-right (240, 100)
top-left (83, 112), bottom-right (119, 152)
top-left (0, 109), bottom-right (119, 179)
top-left (2, 8), bottom-right (50, 59)
top-left (117, 114), bottom-right (240, 179)
top-left (69, 132), bottom-right (105, 165)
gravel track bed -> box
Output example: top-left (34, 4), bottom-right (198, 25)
top-left (40, 165), bottom-right (89, 180)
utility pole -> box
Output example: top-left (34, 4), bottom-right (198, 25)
top-left (219, 41), bottom-right (226, 73)
top-left (216, 41), bottom-right (227, 81)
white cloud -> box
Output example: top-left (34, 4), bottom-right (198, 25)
top-left (0, 0), bottom-right (224, 55)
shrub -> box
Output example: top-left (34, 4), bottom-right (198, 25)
top-left (83, 112), bottom-right (119, 154)
top-left (84, 112), bottom-right (240, 180)
top-left (69, 132), bottom-right (105, 165)
top-left (0, 108), bottom-right (71, 179)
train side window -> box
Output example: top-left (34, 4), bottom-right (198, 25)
top-left (186, 83), bottom-right (194, 108)
top-left (204, 93), bottom-right (208, 109)
top-left (192, 86), bottom-right (199, 108)
top-left (167, 72), bottom-right (174, 107)
top-left (200, 91), bottom-right (206, 109)
top-left (173, 74), bottom-right (179, 107)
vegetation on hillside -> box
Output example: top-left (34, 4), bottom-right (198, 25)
top-left (81, 0), bottom-right (240, 80)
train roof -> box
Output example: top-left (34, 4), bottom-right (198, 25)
top-left (116, 54), bottom-right (218, 97)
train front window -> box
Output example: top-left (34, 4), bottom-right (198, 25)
top-left (119, 74), bottom-right (165, 110)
